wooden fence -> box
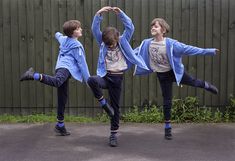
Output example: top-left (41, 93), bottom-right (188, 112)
top-left (0, 0), bottom-right (234, 116)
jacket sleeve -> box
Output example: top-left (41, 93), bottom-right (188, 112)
top-left (91, 14), bottom-right (103, 46)
top-left (134, 46), bottom-right (140, 56)
top-left (55, 32), bottom-right (66, 45)
top-left (118, 11), bottom-right (134, 42)
top-left (174, 41), bottom-right (216, 56)
top-left (73, 48), bottom-right (91, 82)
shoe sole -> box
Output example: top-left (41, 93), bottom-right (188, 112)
top-left (164, 136), bottom-right (172, 140)
top-left (20, 67), bottom-right (35, 81)
top-left (109, 143), bottom-right (117, 147)
top-left (54, 128), bottom-right (71, 136)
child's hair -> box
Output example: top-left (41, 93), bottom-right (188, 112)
top-left (63, 20), bottom-right (81, 37)
top-left (102, 27), bottom-right (120, 46)
top-left (151, 18), bottom-right (170, 36)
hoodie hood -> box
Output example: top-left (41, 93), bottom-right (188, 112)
top-left (60, 37), bottom-right (82, 53)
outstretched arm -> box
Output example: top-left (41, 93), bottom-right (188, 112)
top-left (91, 6), bottom-right (112, 45)
top-left (174, 41), bottom-right (218, 56)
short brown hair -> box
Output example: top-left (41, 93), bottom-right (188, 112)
top-left (63, 20), bottom-right (81, 37)
top-left (102, 27), bottom-right (120, 46)
top-left (151, 18), bottom-right (170, 36)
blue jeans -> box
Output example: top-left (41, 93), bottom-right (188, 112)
top-left (87, 73), bottom-right (123, 131)
top-left (40, 68), bottom-right (71, 121)
top-left (157, 70), bottom-right (205, 121)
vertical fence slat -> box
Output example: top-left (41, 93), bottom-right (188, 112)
top-left (139, 0), bottom-right (149, 107)
top-left (108, 0), bottom-right (117, 27)
top-left (11, 0), bottom-right (20, 114)
top-left (172, 0), bottom-right (182, 99)
top-left (148, 0), bottom-right (159, 106)
top-left (34, 0), bottom-right (44, 112)
top-left (0, 0), bottom-right (4, 108)
top-left (158, 0), bottom-right (165, 18)
top-left (19, 0), bottom-right (29, 112)
top-left (116, 0), bottom-right (125, 112)
top-left (227, 0), bottom-right (235, 98)
top-left (84, 0), bottom-right (94, 116)
top-left (220, 0), bottom-right (229, 104)
top-left (196, 0), bottom-right (206, 104)
top-left (3, 0), bottom-right (12, 110)
top-left (123, 0), bottom-right (133, 108)
top-left (57, 0), bottom-right (67, 115)
top-left (181, 0), bottom-right (190, 99)
top-left (204, 0), bottom-right (213, 106)
top-left (116, 0), bottom-right (124, 33)
top-left (18, 0), bottom-right (27, 111)
top-left (43, 0), bottom-right (53, 112)
top-left (132, 0), bottom-right (141, 106)
top-left (75, 0), bottom-right (87, 116)
top-left (26, 0), bottom-right (36, 113)
top-left (67, 0), bottom-right (77, 115)
top-left (163, 0), bottom-right (173, 104)
top-left (211, 0), bottom-right (221, 106)
top-left (188, 0), bottom-right (197, 97)
top-left (51, 0), bottom-right (59, 110)
top-left (90, 0), bottom-right (101, 116)
top-left (98, 0), bottom-right (109, 111)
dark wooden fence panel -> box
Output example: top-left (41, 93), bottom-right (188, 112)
top-left (196, 0), bottom-right (205, 105)
top-left (0, 0), bottom-right (4, 109)
top-left (220, 0), bottom-right (229, 106)
top-left (227, 0), bottom-right (235, 99)
top-left (11, 0), bottom-right (21, 114)
top-left (3, 0), bottom-right (12, 110)
top-left (123, 0), bottom-right (133, 108)
top-left (204, 0), bottom-right (213, 106)
top-left (0, 0), bottom-right (235, 115)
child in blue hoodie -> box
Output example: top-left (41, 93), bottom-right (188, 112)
top-left (134, 18), bottom-right (219, 140)
top-left (87, 6), bottom-right (148, 147)
top-left (20, 20), bottom-right (90, 136)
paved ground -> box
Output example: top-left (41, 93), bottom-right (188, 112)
top-left (0, 123), bottom-right (234, 161)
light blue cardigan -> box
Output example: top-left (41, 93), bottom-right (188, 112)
top-left (91, 11), bottom-right (149, 77)
top-left (55, 32), bottom-right (90, 82)
top-left (134, 38), bottom-right (216, 85)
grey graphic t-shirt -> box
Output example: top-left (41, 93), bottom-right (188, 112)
top-left (105, 45), bottom-right (127, 72)
top-left (149, 39), bottom-right (171, 72)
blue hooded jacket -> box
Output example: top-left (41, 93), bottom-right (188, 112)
top-left (134, 38), bottom-right (216, 85)
top-left (55, 32), bottom-right (90, 82)
top-left (91, 11), bottom-right (149, 77)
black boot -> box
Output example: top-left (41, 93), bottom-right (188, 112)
top-left (109, 132), bottom-right (118, 147)
top-left (20, 67), bottom-right (35, 81)
top-left (165, 128), bottom-right (172, 140)
top-left (102, 102), bottom-right (114, 117)
top-left (54, 124), bottom-right (71, 136)
top-left (205, 82), bottom-right (218, 94)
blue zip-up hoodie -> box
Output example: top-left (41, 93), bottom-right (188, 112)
top-left (134, 38), bottom-right (216, 85)
top-left (91, 11), bottom-right (149, 77)
top-left (55, 32), bottom-right (90, 82)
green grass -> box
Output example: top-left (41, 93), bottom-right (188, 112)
top-left (0, 97), bottom-right (234, 123)
top-left (0, 114), bottom-right (94, 123)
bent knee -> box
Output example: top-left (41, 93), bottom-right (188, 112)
top-left (87, 76), bottom-right (97, 86)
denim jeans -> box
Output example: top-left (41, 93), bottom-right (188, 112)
top-left (87, 73), bottom-right (123, 131)
top-left (157, 70), bottom-right (205, 121)
top-left (40, 68), bottom-right (71, 121)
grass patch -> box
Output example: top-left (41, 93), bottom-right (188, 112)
top-left (1, 97), bottom-right (234, 123)
top-left (0, 114), bottom-right (94, 123)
